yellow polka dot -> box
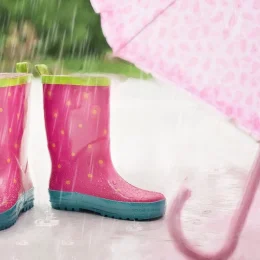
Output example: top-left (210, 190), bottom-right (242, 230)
top-left (9, 128), bottom-right (12, 133)
top-left (65, 180), bottom-right (71, 185)
top-left (88, 173), bottom-right (93, 179)
top-left (78, 124), bottom-right (83, 128)
top-left (116, 189), bottom-right (121, 192)
top-left (88, 144), bottom-right (92, 149)
top-left (14, 143), bottom-right (19, 149)
top-left (47, 90), bottom-right (52, 97)
top-left (8, 92), bottom-right (11, 97)
top-left (7, 158), bottom-right (11, 163)
top-left (91, 106), bottom-right (100, 117)
top-left (61, 130), bottom-right (65, 135)
top-left (98, 160), bottom-right (104, 165)
top-left (103, 129), bottom-right (107, 135)
top-left (66, 100), bottom-right (71, 106)
top-left (83, 92), bottom-right (89, 99)
top-left (52, 143), bottom-right (56, 148)
top-left (58, 164), bottom-right (62, 169)
top-left (0, 108), bottom-right (3, 113)
top-left (53, 112), bottom-right (58, 118)
top-left (71, 152), bottom-right (76, 157)
top-left (13, 178), bottom-right (17, 184)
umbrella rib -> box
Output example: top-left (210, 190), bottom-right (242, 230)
top-left (114, 0), bottom-right (178, 54)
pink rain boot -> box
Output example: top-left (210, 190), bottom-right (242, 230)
top-left (36, 64), bottom-right (165, 220)
top-left (0, 62), bottom-right (34, 230)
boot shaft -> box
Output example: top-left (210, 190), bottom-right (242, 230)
top-left (36, 65), bottom-right (112, 191)
top-left (42, 75), bottom-right (111, 151)
top-left (0, 62), bottom-right (33, 213)
top-left (42, 73), bottom-right (111, 156)
top-left (0, 63), bottom-right (31, 176)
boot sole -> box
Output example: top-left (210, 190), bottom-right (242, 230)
top-left (49, 190), bottom-right (165, 221)
top-left (0, 189), bottom-right (34, 231)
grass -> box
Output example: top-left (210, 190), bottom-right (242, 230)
top-left (43, 57), bottom-right (152, 79)
top-left (0, 56), bottom-right (152, 79)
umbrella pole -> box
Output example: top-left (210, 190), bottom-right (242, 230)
top-left (167, 145), bottom-right (260, 260)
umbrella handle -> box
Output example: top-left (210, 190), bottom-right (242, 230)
top-left (167, 146), bottom-right (260, 260)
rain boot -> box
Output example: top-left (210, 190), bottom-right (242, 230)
top-left (0, 62), bottom-right (34, 230)
top-left (36, 64), bottom-right (165, 220)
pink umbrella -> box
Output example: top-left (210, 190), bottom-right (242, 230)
top-left (91, 0), bottom-right (260, 259)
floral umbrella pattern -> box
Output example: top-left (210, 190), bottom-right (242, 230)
top-left (92, 0), bottom-right (260, 140)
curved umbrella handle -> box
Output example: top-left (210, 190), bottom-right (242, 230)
top-left (168, 146), bottom-right (260, 260)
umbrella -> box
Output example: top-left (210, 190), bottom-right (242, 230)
top-left (91, 0), bottom-right (260, 259)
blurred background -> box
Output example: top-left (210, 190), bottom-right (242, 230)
top-left (0, 0), bottom-right (150, 78)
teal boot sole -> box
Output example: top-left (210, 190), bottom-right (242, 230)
top-left (0, 189), bottom-right (34, 231)
top-left (49, 190), bottom-right (165, 221)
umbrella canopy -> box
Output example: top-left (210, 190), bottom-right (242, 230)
top-left (91, 1), bottom-right (260, 259)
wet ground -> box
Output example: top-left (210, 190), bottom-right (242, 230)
top-left (0, 77), bottom-right (259, 259)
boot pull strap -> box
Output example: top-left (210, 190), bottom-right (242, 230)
top-left (35, 64), bottom-right (52, 76)
top-left (16, 62), bottom-right (31, 73)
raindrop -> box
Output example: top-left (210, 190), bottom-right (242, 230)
top-left (126, 222), bottom-right (143, 232)
top-left (61, 237), bottom-right (75, 246)
top-left (16, 240), bottom-right (29, 246)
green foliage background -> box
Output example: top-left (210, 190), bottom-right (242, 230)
top-left (0, 0), bottom-right (150, 78)
top-left (0, 0), bottom-right (109, 57)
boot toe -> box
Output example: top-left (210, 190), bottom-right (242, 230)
top-left (113, 179), bottom-right (166, 203)
top-left (130, 189), bottom-right (165, 203)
